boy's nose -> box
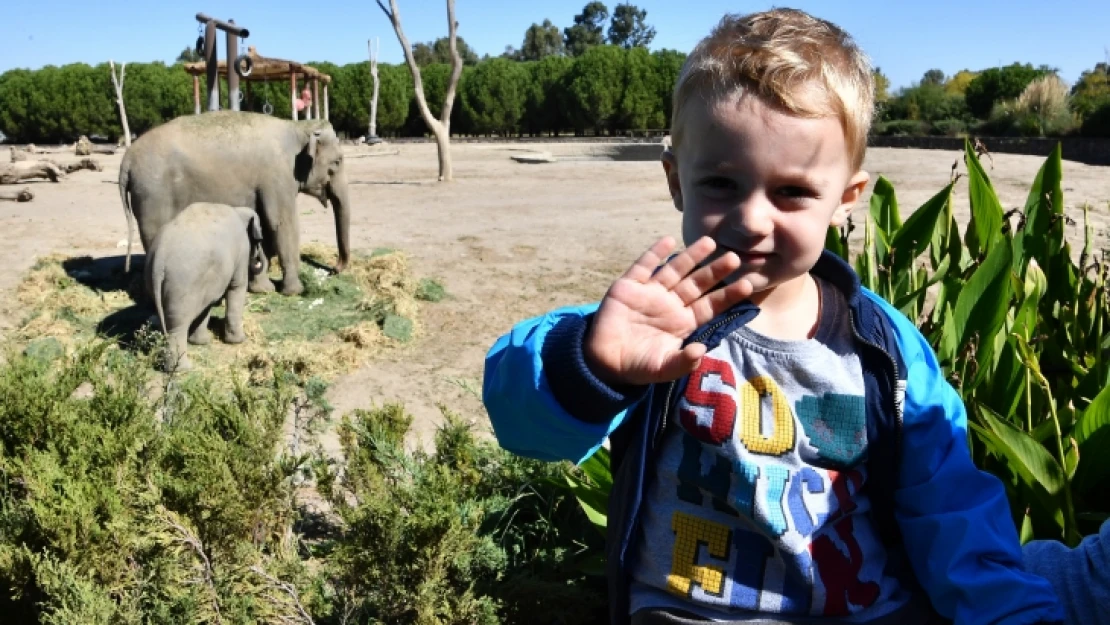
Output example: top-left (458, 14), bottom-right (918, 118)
top-left (729, 198), bottom-right (774, 239)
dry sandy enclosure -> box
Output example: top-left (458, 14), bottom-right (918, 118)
top-left (2, 142), bottom-right (1109, 450)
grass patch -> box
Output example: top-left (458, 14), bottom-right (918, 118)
top-left (4, 244), bottom-right (436, 381)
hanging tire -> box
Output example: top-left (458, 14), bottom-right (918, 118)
top-left (234, 55), bottom-right (254, 78)
top-left (195, 36), bottom-right (205, 57)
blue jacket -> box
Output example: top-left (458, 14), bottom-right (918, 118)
top-left (483, 251), bottom-right (1063, 625)
top-left (1023, 520), bottom-right (1110, 624)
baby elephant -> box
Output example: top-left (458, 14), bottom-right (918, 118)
top-left (145, 202), bottom-right (266, 371)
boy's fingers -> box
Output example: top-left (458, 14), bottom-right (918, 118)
top-left (652, 237), bottom-right (716, 290)
top-left (691, 278), bottom-right (753, 325)
top-left (622, 236), bottom-right (677, 283)
top-left (659, 344), bottom-right (705, 381)
top-left (672, 251), bottom-right (740, 305)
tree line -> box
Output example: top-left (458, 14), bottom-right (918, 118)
top-left (874, 62), bottom-right (1110, 138)
top-left (0, 46), bottom-right (686, 144)
top-left (3, 0), bottom-right (1108, 145)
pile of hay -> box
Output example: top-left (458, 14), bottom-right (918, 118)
top-left (4, 245), bottom-right (435, 381)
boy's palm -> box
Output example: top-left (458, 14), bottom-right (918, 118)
top-left (585, 237), bottom-right (753, 386)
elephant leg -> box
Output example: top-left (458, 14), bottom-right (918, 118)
top-left (224, 285), bottom-right (248, 344)
top-left (273, 200), bottom-right (304, 296)
top-left (188, 304), bottom-right (214, 345)
top-left (163, 327), bottom-right (192, 373)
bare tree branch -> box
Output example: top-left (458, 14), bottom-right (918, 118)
top-left (375, 0), bottom-right (461, 181)
top-left (110, 60), bottom-right (131, 147)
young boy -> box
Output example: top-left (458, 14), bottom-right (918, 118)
top-left (483, 9), bottom-right (1063, 625)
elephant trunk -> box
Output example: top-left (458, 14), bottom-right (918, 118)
top-left (327, 170), bottom-right (351, 272)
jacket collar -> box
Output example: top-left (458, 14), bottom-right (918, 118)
top-left (690, 250), bottom-right (870, 351)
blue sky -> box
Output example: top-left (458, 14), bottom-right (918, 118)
top-left (2, 1), bottom-right (1107, 90)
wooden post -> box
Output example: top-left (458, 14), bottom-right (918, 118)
top-left (290, 72), bottom-right (298, 120)
top-left (226, 19), bottom-right (240, 111)
top-left (313, 77), bottom-right (320, 120)
top-left (204, 19), bottom-right (219, 111)
top-left (193, 75), bottom-right (201, 114)
top-left (246, 80), bottom-right (253, 112)
top-left (324, 84), bottom-right (329, 120)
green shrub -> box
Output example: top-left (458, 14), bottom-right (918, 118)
top-left (873, 119), bottom-right (929, 136)
top-left (829, 139), bottom-right (1110, 545)
top-left (0, 342), bottom-right (328, 623)
top-left (315, 404), bottom-right (607, 624)
top-left (1080, 99), bottom-right (1110, 137)
top-left (929, 118), bottom-right (968, 136)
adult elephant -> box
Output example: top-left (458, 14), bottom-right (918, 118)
top-left (119, 111), bottom-right (351, 295)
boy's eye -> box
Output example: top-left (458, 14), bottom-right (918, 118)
top-left (699, 176), bottom-right (736, 190)
top-left (777, 185), bottom-right (816, 199)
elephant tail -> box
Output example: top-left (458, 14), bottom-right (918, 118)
top-left (150, 260), bottom-right (167, 339)
top-left (118, 161), bottom-right (136, 273)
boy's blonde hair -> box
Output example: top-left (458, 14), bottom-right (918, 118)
top-left (671, 9), bottom-right (874, 170)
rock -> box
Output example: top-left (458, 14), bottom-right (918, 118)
top-left (75, 135), bottom-right (92, 156)
top-left (511, 151), bottom-right (557, 164)
top-left (70, 382), bottom-right (95, 400)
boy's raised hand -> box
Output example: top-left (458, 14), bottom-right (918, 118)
top-left (584, 236), bottom-right (753, 387)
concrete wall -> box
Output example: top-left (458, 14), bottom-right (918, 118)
top-left (868, 136), bottom-right (1110, 166)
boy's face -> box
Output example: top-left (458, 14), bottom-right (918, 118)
top-left (662, 95), bottom-right (868, 302)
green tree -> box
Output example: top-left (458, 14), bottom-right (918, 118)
top-left (523, 55), bottom-right (574, 135)
top-left (884, 83), bottom-right (971, 124)
top-left (412, 36), bottom-right (479, 67)
top-left (607, 3), bottom-right (655, 48)
top-left (564, 2), bottom-right (609, 57)
top-left (872, 68), bottom-right (891, 104)
top-left (1070, 62), bottom-right (1110, 119)
top-left (617, 46), bottom-right (663, 129)
top-left (944, 69), bottom-right (978, 96)
top-left (0, 69), bottom-right (37, 142)
top-left (175, 47), bottom-right (202, 63)
top-left (566, 44), bottom-right (625, 133)
top-left (653, 49), bottom-right (686, 128)
top-left (921, 68), bottom-right (946, 86)
top-left (521, 19), bottom-right (564, 60)
top-left (460, 58), bottom-right (530, 135)
top-left (965, 63), bottom-right (1049, 118)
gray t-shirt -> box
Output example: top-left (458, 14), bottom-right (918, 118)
top-left (628, 277), bottom-right (917, 623)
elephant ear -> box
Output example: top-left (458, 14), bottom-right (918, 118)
top-left (294, 129), bottom-right (323, 182)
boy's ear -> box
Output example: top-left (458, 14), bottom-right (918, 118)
top-left (831, 170), bottom-right (870, 227)
top-left (661, 149), bottom-right (683, 213)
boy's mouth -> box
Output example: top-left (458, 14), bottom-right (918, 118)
top-left (728, 249), bottom-right (772, 264)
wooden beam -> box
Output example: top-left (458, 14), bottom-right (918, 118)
top-left (226, 19), bottom-right (240, 111)
top-left (290, 72), bottom-right (298, 120)
top-left (193, 75), bottom-right (201, 114)
top-left (195, 13), bottom-right (249, 37)
top-left (324, 84), bottom-right (329, 121)
top-left (205, 19), bottom-right (219, 111)
top-left (313, 77), bottom-right (320, 120)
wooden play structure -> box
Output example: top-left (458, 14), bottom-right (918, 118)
top-left (184, 13), bottom-right (331, 121)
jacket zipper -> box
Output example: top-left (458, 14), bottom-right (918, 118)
top-left (848, 308), bottom-right (903, 455)
top-left (653, 309), bottom-right (751, 449)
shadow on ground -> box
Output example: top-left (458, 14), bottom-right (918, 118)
top-left (60, 254), bottom-right (152, 346)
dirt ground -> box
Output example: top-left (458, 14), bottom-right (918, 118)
top-left (2, 141), bottom-right (1109, 451)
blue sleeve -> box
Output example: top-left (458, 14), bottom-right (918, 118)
top-left (868, 291), bottom-right (1064, 625)
top-left (481, 303), bottom-right (649, 465)
top-left (1023, 520), bottom-right (1110, 625)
